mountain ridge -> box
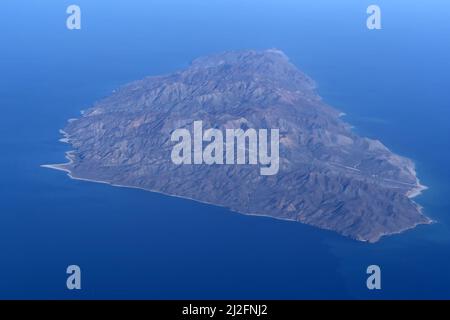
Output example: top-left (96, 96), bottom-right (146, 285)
top-left (44, 49), bottom-right (431, 242)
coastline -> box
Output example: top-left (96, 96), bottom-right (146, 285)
top-left (42, 49), bottom-right (432, 243)
top-left (42, 149), bottom-right (433, 243)
top-left (407, 182), bottom-right (428, 199)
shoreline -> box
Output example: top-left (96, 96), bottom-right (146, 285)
top-left (42, 149), bottom-right (433, 243)
top-left (407, 182), bottom-right (428, 199)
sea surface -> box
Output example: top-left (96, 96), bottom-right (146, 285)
top-left (0, 0), bottom-right (449, 299)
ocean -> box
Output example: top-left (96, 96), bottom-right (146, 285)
top-left (0, 0), bottom-right (449, 299)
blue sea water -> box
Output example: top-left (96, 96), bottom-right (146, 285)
top-left (0, 0), bottom-right (449, 299)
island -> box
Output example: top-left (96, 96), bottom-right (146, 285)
top-left (43, 49), bottom-right (431, 242)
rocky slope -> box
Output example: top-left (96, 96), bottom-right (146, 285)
top-left (46, 49), bottom-right (431, 242)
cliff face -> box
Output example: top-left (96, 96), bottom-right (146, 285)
top-left (54, 49), bottom-right (430, 242)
